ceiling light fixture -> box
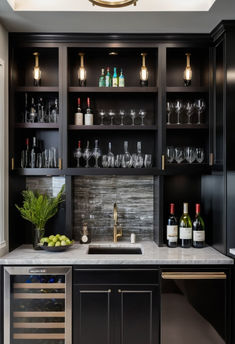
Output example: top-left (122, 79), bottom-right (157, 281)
top-left (89, 0), bottom-right (137, 8)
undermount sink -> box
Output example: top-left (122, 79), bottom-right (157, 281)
top-left (88, 245), bottom-right (142, 255)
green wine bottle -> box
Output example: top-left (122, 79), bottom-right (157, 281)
top-left (105, 67), bottom-right (112, 87)
top-left (99, 68), bottom-right (105, 87)
top-left (119, 68), bottom-right (125, 87)
top-left (112, 67), bottom-right (118, 87)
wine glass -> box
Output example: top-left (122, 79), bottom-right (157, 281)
top-left (166, 102), bottom-right (174, 125)
top-left (102, 155), bottom-right (109, 168)
top-left (195, 147), bottom-right (205, 163)
top-left (139, 109), bottom-right (146, 126)
top-left (119, 110), bottom-right (125, 126)
top-left (166, 146), bottom-right (175, 163)
top-left (175, 100), bottom-right (184, 125)
top-left (175, 147), bottom-right (184, 164)
top-left (194, 99), bottom-right (206, 125)
top-left (109, 109), bottom-right (115, 125)
top-left (184, 146), bottom-right (196, 164)
top-left (83, 141), bottom-right (92, 168)
top-left (185, 101), bottom-right (194, 125)
top-left (122, 141), bottom-right (133, 168)
top-left (74, 145), bottom-right (82, 167)
top-left (130, 109), bottom-right (136, 126)
top-left (107, 142), bottom-right (115, 167)
top-left (132, 142), bottom-right (144, 168)
top-left (115, 155), bottom-right (122, 168)
top-left (99, 110), bottom-right (105, 126)
top-left (92, 140), bottom-right (102, 168)
top-left (144, 154), bottom-right (152, 168)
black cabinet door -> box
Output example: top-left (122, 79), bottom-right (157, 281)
top-left (116, 285), bottom-right (160, 344)
top-left (73, 285), bottom-right (115, 344)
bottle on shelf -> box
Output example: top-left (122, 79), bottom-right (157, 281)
top-left (21, 138), bottom-right (30, 168)
top-left (37, 97), bottom-right (45, 123)
top-left (30, 137), bottom-right (41, 168)
top-left (105, 67), bottom-right (112, 87)
top-left (29, 97), bottom-right (37, 123)
top-left (193, 203), bottom-right (205, 248)
top-left (112, 67), bottom-right (118, 87)
top-left (74, 97), bottom-right (83, 125)
top-left (84, 97), bottom-right (94, 125)
top-left (99, 68), bottom-right (105, 87)
top-left (119, 68), bottom-right (125, 87)
top-left (167, 203), bottom-right (178, 248)
top-left (179, 203), bottom-right (192, 248)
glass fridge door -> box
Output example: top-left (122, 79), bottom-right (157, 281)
top-left (4, 267), bottom-right (72, 344)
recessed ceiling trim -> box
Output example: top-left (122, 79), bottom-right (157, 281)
top-left (7, 0), bottom-right (216, 12)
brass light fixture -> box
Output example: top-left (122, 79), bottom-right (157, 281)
top-left (140, 53), bottom-right (148, 87)
top-left (89, 0), bottom-right (137, 8)
top-left (184, 53), bottom-right (192, 87)
top-left (33, 52), bottom-right (41, 86)
top-left (78, 53), bottom-right (86, 87)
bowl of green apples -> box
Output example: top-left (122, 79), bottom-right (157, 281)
top-left (39, 234), bottom-right (74, 252)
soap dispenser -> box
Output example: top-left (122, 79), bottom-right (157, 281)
top-left (80, 223), bottom-right (91, 244)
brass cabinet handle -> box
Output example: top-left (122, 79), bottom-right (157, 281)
top-left (80, 289), bottom-right (112, 293)
top-left (11, 158), bottom-right (14, 171)
top-left (59, 158), bottom-right (62, 170)
top-left (161, 272), bottom-right (226, 280)
top-left (209, 153), bottom-right (214, 166)
top-left (161, 155), bottom-right (165, 171)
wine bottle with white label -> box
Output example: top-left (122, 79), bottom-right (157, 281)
top-left (167, 203), bottom-right (178, 248)
top-left (179, 203), bottom-right (192, 248)
top-left (193, 203), bottom-right (205, 248)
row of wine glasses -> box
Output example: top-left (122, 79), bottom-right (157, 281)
top-left (167, 146), bottom-right (205, 164)
top-left (73, 140), bottom-right (152, 168)
top-left (99, 109), bottom-right (147, 126)
top-left (166, 99), bottom-right (206, 125)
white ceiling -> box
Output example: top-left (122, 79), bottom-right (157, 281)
top-left (0, 0), bottom-right (234, 33)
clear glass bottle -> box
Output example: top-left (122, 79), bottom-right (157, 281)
top-left (119, 68), bottom-right (125, 87)
top-left (105, 67), bottom-right (112, 87)
top-left (107, 142), bottom-right (114, 168)
top-left (84, 97), bottom-right (93, 125)
top-left (179, 203), bottom-right (192, 248)
top-left (29, 97), bottom-right (37, 123)
top-left (112, 67), bottom-right (118, 87)
top-left (133, 141), bottom-right (144, 168)
top-left (122, 141), bottom-right (133, 168)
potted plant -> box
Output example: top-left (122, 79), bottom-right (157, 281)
top-left (15, 185), bottom-right (65, 250)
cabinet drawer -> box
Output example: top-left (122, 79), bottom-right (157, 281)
top-left (73, 269), bottom-right (159, 285)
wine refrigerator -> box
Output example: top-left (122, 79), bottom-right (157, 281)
top-left (4, 266), bottom-right (72, 344)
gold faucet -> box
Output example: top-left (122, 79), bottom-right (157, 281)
top-left (113, 203), bottom-right (122, 243)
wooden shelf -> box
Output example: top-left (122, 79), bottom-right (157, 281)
top-left (15, 123), bottom-right (59, 129)
top-left (13, 311), bottom-right (65, 317)
top-left (14, 293), bottom-right (65, 299)
top-left (14, 283), bottom-right (65, 289)
top-left (66, 168), bottom-right (161, 176)
top-left (166, 86), bottom-right (208, 93)
top-left (16, 86), bottom-right (59, 92)
top-left (166, 124), bottom-right (208, 129)
top-left (68, 86), bottom-right (158, 93)
top-left (68, 125), bottom-right (157, 131)
top-left (13, 333), bottom-right (65, 340)
top-left (12, 168), bottom-right (62, 176)
top-left (14, 322), bottom-right (65, 329)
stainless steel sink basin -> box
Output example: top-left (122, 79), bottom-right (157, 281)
top-left (88, 245), bottom-right (142, 255)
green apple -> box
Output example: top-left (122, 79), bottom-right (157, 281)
top-left (55, 241), bottom-right (61, 247)
top-left (60, 235), bottom-right (66, 241)
top-left (49, 235), bottom-right (54, 240)
top-left (56, 234), bottom-right (60, 238)
top-left (52, 237), bottom-right (58, 243)
top-left (61, 240), bottom-right (67, 246)
top-left (44, 238), bottom-right (50, 243)
top-left (66, 239), bottom-right (71, 245)
top-left (48, 241), bottom-right (55, 247)
top-left (40, 237), bottom-right (46, 244)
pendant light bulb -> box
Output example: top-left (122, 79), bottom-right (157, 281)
top-left (78, 53), bottom-right (86, 87)
top-left (184, 53), bottom-right (192, 87)
top-left (33, 52), bottom-right (41, 86)
top-left (140, 53), bottom-right (148, 87)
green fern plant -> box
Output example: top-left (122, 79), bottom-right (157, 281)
top-left (15, 185), bottom-right (65, 230)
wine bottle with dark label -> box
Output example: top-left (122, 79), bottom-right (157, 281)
top-left (179, 203), bottom-right (192, 248)
top-left (193, 203), bottom-right (205, 248)
top-left (167, 203), bottom-right (178, 248)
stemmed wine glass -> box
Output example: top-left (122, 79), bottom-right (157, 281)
top-left (74, 141), bottom-right (82, 167)
top-left (92, 140), bottom-right (102, 168)
top-left (139, 109), bottom-right (146, 126)
top-left (119, 110), bottom-right (125, 126)
top-left (175, 100), bottom-right (184, 125)
top-left (130, 109), bottom-right (136, 126)
top-left (99, 110), bottom-right (105, 126)
top-left (166, 102), bottom-right (174, 125)
top-left (83, 141), bottom-right (92, 168)
top-left (185, 102), bottom-right (194, 125)
top-left (194, 99), bottom-right (206, 125)
top-left (109, 109), bottom-right (115, 125)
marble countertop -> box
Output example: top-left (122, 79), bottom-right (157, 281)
top-left (0, 242), bottom-right (233, 265)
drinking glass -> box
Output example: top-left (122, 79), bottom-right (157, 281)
top-left (195, 147), bottom-right (205, 163)
top-left (107, 142), bottom-right (115, 167)
top-left (42, 149), bottom-right (49, 168)
top-left (166, 102), bottom-right (174, 125)
top-left (166, 146), bottom-right (175, 163)
top-left (122, 141), bottom-right (133, 168)
top-left (139, 109), bottom-right (146, 126)
top-left (175, 100), bottom-right (184, 125)
top-left (115, 155), bottom-right (122, 168)
top-left (99, 110), bottom-right (105, 126)
top-left (132, 141), bottom-right (144, 168)
top-left (130, 109), bottom-right (136, 126)
top-left (83, 141), bottom-right (92, 168)
top-left (37, 153), bottom-right (43, 168)
top-left (92, 140), bottom-right (102, 168)
top-left (74, 146), bottom-right (83, 167)
top-left (185, 101), bottom-right (194, 125)
top-left (144, 154), bottom-right (152, 168)
top-left (109, 109), bottom-right (115, 125)
top-left (119, 110), bottom-right (125, 126)
top-left (49, 148), bottom-right (56, 168)
top-left (195, 99), bottom-right (206, 125)
top-left (102, 155), bottom-right (109, 168)
top-left (174, 147), bottom-right (184, 164)
top-left (184, 146), bottom-right (196, 164)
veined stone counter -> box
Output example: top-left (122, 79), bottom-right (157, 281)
top-left (0, 242), bottom-right (233, 265)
